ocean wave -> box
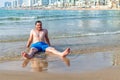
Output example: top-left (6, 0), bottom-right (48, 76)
top-left (0, 16), bottom-right (36, 21)
top-left (0, 9), bottom-right (119, 22)
top-left (0, 14), bottom-right (119, 21)
top-left (0, 15), bottom-right (78, 21)
top-left (1, 31), bottom-right (120, 43)
top-left (52, 31), bottom-right (120, 39)
top-left (0, 15), bottom-right (75, 21)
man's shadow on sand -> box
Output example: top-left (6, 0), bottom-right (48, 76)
top-left (22, 53), bottom-right (70, 72)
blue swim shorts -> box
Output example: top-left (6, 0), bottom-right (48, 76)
top-left (30, 42), bottom-right (49, 52)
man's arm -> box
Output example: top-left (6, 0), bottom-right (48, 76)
top-left (45, 29), bottom-right (51, 46)
top-left (26, 30), bottom-right (33, 48)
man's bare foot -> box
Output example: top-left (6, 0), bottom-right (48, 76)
top-left (21, 51), bottom-right (30, 59)
top-left (62, 48), bottom-right (70, 57)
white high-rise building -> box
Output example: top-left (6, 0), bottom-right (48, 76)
top-left (13, 0), bottom-right (17, 7)
top-left (30, 0), bottom-right (36, 6)
top-left (30, 0), bottom-right (42, 6)
top-left (38, 0), bottom-right (42, 6)
top-left (49, 0), bottom-right (58, 5)
top-left (22, 0), bottom-right (42, 7)
top-left (42, 0), bottom-right (49, 5)
top-left (22, 0), bottom-right (31, 6)
top-left (4, 2), bottom-right (12, 7)
top-left (17, 0), bottom-right (23, 7)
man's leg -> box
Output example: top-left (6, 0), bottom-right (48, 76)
top-left (21, 48), bottom-right (38, 59)
top-left (45, 47), bottom-right (70, 57)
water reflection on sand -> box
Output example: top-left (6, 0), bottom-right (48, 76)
top-left (1, 49), bottom-right (120, 73)
top-left (22, 53), bottom-right (70, 72)
top-left (113, 50), bottom-right (120, 66)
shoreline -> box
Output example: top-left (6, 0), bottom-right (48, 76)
top-left (0, 40), bottom-right (120, 62)
top-left (0, 42), bottom-right (120, 62)
top-left (2, 7), bottom-right (120, 10)
top-left (0, 43), bottom-right (120, 71)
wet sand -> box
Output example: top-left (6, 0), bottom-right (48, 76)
top-left (0, 44), bottom-right (120, 79)
top-left (0, 64), bottom-right (120, 80)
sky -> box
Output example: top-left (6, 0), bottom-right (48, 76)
top-left (0, 0), bottom-right (13, 7)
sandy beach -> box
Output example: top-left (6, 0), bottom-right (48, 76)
top-left (0, 9), bottom-right (120, 79)
top-left (0, 43), bottom-right (120, 80)
top-left (1, 66), bottom-right (120, 80)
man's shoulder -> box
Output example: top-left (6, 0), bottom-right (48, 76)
top-left (31, 29), bottom-right (35, 32)
top-left (30, 29), bottom-right (35, 33)
top-left (43, 29), bottom-right (48, 32)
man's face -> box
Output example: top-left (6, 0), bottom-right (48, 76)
top-left (35, 23), bottom-right (42, 31)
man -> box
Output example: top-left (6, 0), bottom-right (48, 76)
top-left (21, 20), bottom-right (70, 59)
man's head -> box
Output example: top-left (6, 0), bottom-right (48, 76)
top-left (35, 20), bottom-right (42, 31)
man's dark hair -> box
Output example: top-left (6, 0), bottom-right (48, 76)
top-left (35, 20), bottom-right (42, 25)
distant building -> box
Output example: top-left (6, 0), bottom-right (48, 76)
top-left (30, 0), bottom-right (41, 6)
top-left (49, 0), bottom-right (63, 6)
top-left (13, 0), bottom-right (17, 7)
top-left (4, 2), bottom-right (12, 7)
top-left (42, 0), bottom-right (49, 6)
top-left (22, 0), bottom-right (30, 7)
top-left (17, 0), bottom-right (23, 7)
top-left (49, 0), bottom-right (57, 4)
top-left (38, 0), bottom-right (42, 6)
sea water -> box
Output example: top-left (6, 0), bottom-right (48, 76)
top-left (0, 9), bottom-right (120, 55)
top-left (0, 9), bottom-right (120, 42)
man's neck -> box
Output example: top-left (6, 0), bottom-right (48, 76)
top-left (35, 29), bottom-right (43, 32)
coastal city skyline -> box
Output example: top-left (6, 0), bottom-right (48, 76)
top-left (0, 0), bottom-right (120, 9)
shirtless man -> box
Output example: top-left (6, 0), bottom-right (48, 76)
top-left (21, 20), bottom-right (70, 59)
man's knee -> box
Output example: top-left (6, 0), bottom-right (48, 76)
top-left (46, 47), bottom-right (55, 51)
top-left (31, 48), bottom-right (38, 52)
